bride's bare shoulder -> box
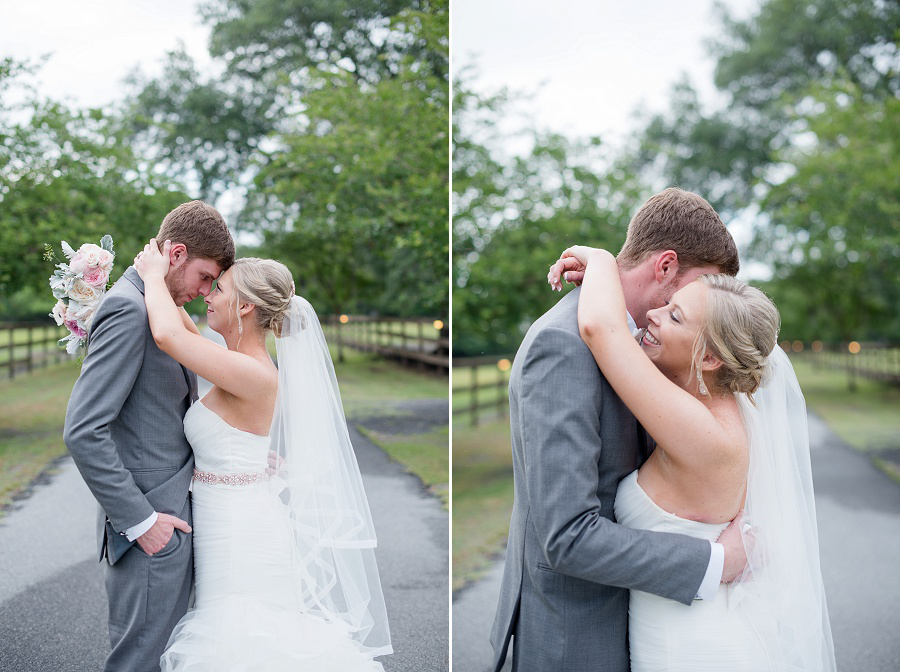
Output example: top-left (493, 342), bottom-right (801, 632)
top-left (709, 395), bottom-right (750, 458)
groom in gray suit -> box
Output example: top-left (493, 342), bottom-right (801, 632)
top-left (491, 188), bottom-right (747, 671)
top-left (65, 201), bottom-right (234, 672)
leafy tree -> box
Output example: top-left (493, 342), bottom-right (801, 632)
top-left (635, 0), bottom-right (899, 341)
top-left (0, 59), bottom-right (190, 318)
top-left (755, 81), bottom-right (899, 341)
top-left (203, 0), bottom-right (445, 84)
top-left (126, 49), bottom-right (276, 202)
top-left (637, 0), bottom-right (898, 215)
top-left (126, 0), bottom-right (449, 318)
top-left (453, 82), bottom-right (643, 355)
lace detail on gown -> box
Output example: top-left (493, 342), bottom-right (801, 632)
top-left (159, 401), bottom-right (383, 671)
top-left (614, 471), bottom-right (768, 672)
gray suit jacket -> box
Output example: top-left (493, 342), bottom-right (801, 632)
top-left (64, 267), bottom-right (197, 566)
top-left (490, 287), bottom-right (711, 672)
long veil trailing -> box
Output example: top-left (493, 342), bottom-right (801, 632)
top-left (269, 296), bottom-right (392, 657)
top-left (733, 346), bottom-right (836, 671)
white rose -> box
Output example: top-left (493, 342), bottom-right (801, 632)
top-left (98, 249), bottom-right (114, 270)
top-left (71, 301), bottom-right (99, 330)
top-left (79, 243), bottom-right (103, 268)
top-left (50, 300), bottom-right (67, 326)
top-left (68, 278), bottom-right (101, 303)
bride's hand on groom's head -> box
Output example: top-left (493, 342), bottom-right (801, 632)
top-left (134, 238), bottom-right (172, 280)
top-left (547, 245), bottom-right (607, 291)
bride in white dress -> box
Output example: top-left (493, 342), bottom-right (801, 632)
top-left (134, 240), bottom-right (391, 671)
top-left (548, 246), bottom-right (835, 671)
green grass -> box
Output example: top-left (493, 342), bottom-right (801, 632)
top-left (328, 346), bottom-right (447, 415)
top-left (0, 362), bottom-right (81, 509)
top-left (790, 355), bottom-right (900, 452)
top-left (360, 424), bottom-right (450, 506)
top-left (452, 418), bottom-right (514, 591)
top-left (329, 347), bottom-right (449, 508)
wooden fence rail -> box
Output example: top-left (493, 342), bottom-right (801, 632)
top-left (803, 344), bottom-right (900, 387)
top-left (321, 316), bottom-right (449, 375)
top-left (452, 354), bottom-right (514, 426)
top-left (0, 321), bottom-right (73, 380)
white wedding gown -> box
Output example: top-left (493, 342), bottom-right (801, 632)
top-left (614, 470), bottom-right (769, 672)
top-left (159, 400), bottom-right (382, 672)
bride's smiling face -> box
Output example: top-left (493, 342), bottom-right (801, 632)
top-left (640, 281), bottom-right (708, 387)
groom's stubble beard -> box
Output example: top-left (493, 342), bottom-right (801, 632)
top-left (165, 264), bottom-right (189, 307)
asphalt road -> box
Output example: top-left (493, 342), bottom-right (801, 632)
top-left (452, 412), bottom-right (900, 672)
top-left (0, 365), bottom-right (449, 671)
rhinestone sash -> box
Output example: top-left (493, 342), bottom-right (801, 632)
top-left (192, 469), bottom-right (269, 486)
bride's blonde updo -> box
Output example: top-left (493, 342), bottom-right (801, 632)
top-left (228, 258), bottom-right (295, 338)
top-left (692, 275), bottom-right (781, 400)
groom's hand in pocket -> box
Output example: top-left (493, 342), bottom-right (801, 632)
top-left (136, 513), bottom-right (192, 556)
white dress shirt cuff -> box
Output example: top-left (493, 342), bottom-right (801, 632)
top-left (695, 541), bottom-right (724, 601)
top-left (124, 512), bottom-right (158, 542)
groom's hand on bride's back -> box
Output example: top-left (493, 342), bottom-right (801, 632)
top-left (136, 513), bottom-right (192, 555)
top-left (718, 511), bottom-right (749, 583)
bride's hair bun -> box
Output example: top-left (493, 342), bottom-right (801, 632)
top-left (692, 275), bottom-right (780, 400)
top-left (228, 258), bottom-right (295, 337)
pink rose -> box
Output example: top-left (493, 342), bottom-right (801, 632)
top-left (82, 265), bottom-right (110, 287)
top-left (64, 320), bottom-right (87, 341)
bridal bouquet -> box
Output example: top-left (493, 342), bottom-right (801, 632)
top-left (46, 235), bottom-right (115, 354)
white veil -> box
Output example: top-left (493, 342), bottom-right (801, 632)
top-left (268, 295), bottom-right (392, 657)
top-left (733, 346), bottom-right (836, 671)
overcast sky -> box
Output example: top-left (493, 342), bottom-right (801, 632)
top-left (5, 0), bottom-right (759, 138)
top-left (453, 0), bottom-right (761, 148)
top-left (0, 0), bottom-right (211, 109)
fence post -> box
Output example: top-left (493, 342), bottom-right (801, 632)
top-left (497, 367), bottom-right (505, 420)
top-left (417, 321), bottom-right (424, 372)
top-left (472, 364), bottom-right (478, 427)
top-left (26, 326), bottom-right (33, 374)
top-left (8, 327), bottom-right (13, 380)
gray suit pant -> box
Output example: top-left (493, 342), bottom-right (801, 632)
top-left (103, 500), bottom-right (193, 672)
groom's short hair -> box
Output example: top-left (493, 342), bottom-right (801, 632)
top-left (617, 188), bottom-right (739, 276)
top-left (157, 201), bottom-right (235, 270)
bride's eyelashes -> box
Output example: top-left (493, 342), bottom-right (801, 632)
top-left (663, 300), bottom-right (680, 324)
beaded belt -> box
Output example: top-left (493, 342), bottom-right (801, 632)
top-left (192, 469), bottom-right (269, 486)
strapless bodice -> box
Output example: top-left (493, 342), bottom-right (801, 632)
top-left (614, 469), bottom-right (767, 672)
top-left (614, 470), bottom-right (729, 542)
top-left (183, 400), bottom-right (270, 474)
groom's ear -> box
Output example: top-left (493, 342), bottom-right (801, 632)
top-left (653, 250), bottom-right (680, 284)
top-left (168, 242), bottom-right (189, 268)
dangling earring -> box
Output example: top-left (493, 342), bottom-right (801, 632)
top-left (697, 369), bottom-right (708, 396)
top-left (237, 315), bottom-right (243, 336)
